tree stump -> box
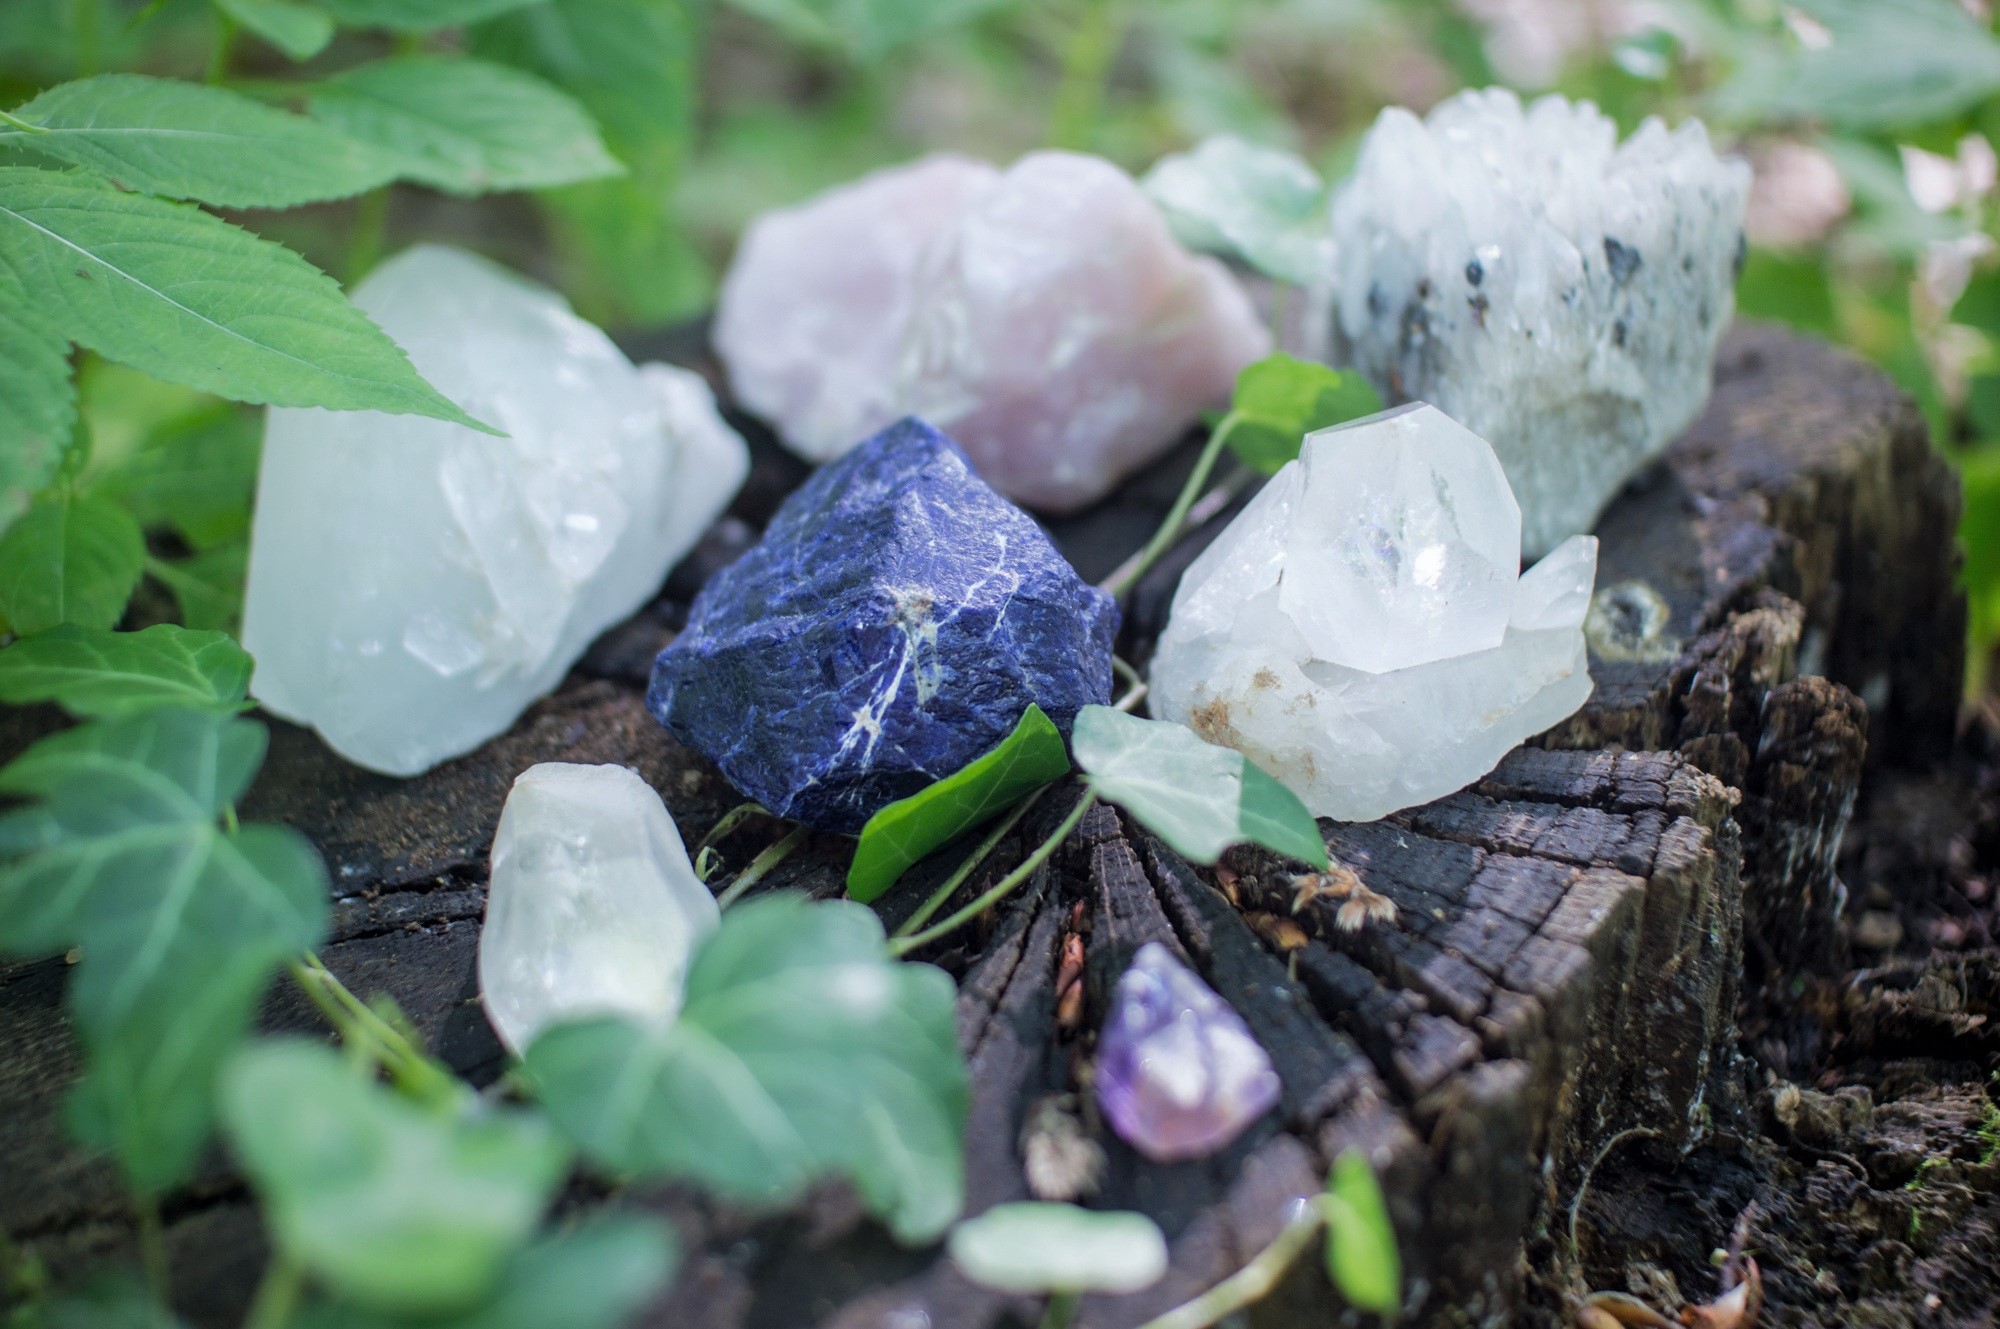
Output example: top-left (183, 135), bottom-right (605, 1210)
top-left (0, 324), bottom-right (1962, 1328)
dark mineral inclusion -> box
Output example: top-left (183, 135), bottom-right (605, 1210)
top-left (648, 417), bottom-right (1119, 834)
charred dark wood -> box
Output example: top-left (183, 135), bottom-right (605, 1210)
top-left (0, 324), bottom-right (1962, 1328)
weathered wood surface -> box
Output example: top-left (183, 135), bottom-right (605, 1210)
top-left (0, 324), bottom-right (1961, 1328)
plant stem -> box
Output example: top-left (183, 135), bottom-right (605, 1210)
top-left (695, 802), bottom-right (772, 860)
top-left (242, 1252), bottom-right (304, 1329)
top-left (0, 109), bottom-right (47, 134)
top-left (892, 785), bottom-right (1048, 939)
top-left (136, 1196), bottom-right (170, 1305)
top-left (1047, 0), bottom-right (1125, 150)
top-left (290, 954), bottom-right (458, 1103)
top-left (206, 12), bottom-right (236, 84)
top-left (1100, 412), bottom-right (1243, 599)
top-left (1135, 1197), bottom-right (1324, 1329)
top-left (1039, 1289), bottom-right (1079, 1329)
top-left (345, 189), bottom-right (391, 286)
top-left (716, 825), bottom-right (809, 909)
top-left (888, 788), bottom-right (1095, 957)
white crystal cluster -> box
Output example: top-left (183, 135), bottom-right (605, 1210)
top-left (1329, 89), bottom-right (1750, 558)
top-left (243, 245), bottom-right (748, 776)
top-left (714, 151), bottom-right (1269, 513)
top-left (478, 763), bottom-right (719, 1056)
top-left (1150, 405), bottom-right (1596, 823)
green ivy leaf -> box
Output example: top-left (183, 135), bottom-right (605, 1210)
top-left (1323, 1149), bottom-right (1400, 1316)
top-left (0, 490), bottom-right (144, 634)
top-left (0, 168), bottom-right (487, 429)
top-left (1070, 705), bottom-right (1329, 870)
top-left (298, 1215), bottom-right (679, 1329)
top-left (222, 1039), bottom-right (572, 1316)
top-left (148, 543), bottom-right (248, 633)
top-left (0, 296), bottom-right (76, 527)
top-left (213, 0), bottom-right (336, 60)
top-left (93, 403), bottom-right (259, 550)
top-left (0, 711), bottom-right (329, 1194)
top-left (527, 893), bottom-right (967, 1244)
top-left (847, 703), bottom-right (1070, 904)
top-left (314, 0), bottom-right (545, 31)
top-left (308, 58), bottom-right (623, 197)
top-left (2, 76), bottom-right (399, 209)
top-left (0, 623), bottom-right (250, 717)
top-left (1142, 135), bottom-right (1330, 286)
top-left (947, 1204), bottom-right (1168, 1295)
top-left (1225, 354), bottom-right (1384, 476)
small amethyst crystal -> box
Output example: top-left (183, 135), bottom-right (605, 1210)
top-left (1095, 942), bottom-right (1280, 1161)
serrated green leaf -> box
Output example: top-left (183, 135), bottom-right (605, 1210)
top-left (2, 76), bottom-right (398, 208)
top-left (214, 0), bottom-right (336, 60)
top-left (298, 1215), bottom-right (678, 1329)
top-left (0, 710), bottom-right (328, 1194)
top-left (94, 402), bottom-right (259, 549)
top-left (309, 58), bottom-right (622, 197)
top-left (0, 623), bottom-right (250, 717)
top-left (1071, 706), bottom-right (1329, 870)
top-left (314, 0), bottom-right (544, 31)
top-left (471, 0), bottom-right (695, 158)
top-left (148, 543), bottom-right (247, 632)
top-left (1142, 135), bottom-right (1330, 286)
top-left (527, 894), bottom-right (967, 1243)
top-left (1226, 354), bottom-right (1384, 476)
top-left (725, 0), bottom-right (1007, 62)
top-left (1324, 1149), bottom-right (1400, 1315)
top-left (1711, 0), bottom-right (2000, 130)
top-left (947, 1204), bottom-right (1167, 1295)
top-left (0, 295), bottom-right (76, 523)
top-left (847, 703), bottom-right (1069, 904)
top-left (0, 168), bottom-right (486, 429)
top-left (0, 490), bottom-right (144, 633)
top-left (222, 1039), bottom-right (572, 1316)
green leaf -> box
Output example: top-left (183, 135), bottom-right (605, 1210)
top-left (1323, 1149), bottom-right (1400, 1316)
top-left (1734, 249), bottom-right (1837, 339)
top-left (93, 402), bottom-right (259, 549)
top-left (527, 893), bottom-right (967, 1244)
top-left (314, 0), bottom-right (545, 31)
top-left (308, 58), bottom-right (622, 197)
top-left (1226, 354), bottom-right (1384, 476)
top-left (0, 491), bottom-right (144, 633)
top-left (222, 1039), bottom-right (572, 1316)
top-left (148, 543), bottom-right (248, 632)
top-left (1142, 135), bottom-right (1330, 286)
top-left (1071, 706), bottom-right (1328, 870)
top-left (299, 1215), bottom-right (678, 1329)
top-left (847, 703), bottom-right (1069, 904)
top-left (725, 0), bottom-right (1008, 61)
top-left (0, 623), bottom-right (250, 717)
top-left (1711, 0), bottom-right (2000, 130)
top-left (471, 0), bottom-right (696, 159)
top-left (213, 0), bottom-right (336, 60)
top-left (0, 711), bottom-right (328, 1193)
top-left (0, 169), bottom-right (485, 428)
top-left (947, 1204), bottom-right (1167, 1295)
top-left (0, 296), bottom-right (76, 524)
top-left (37, 1280), bottom-right (190, 1329)
top-left (2, 76), bottom-right (398, 208)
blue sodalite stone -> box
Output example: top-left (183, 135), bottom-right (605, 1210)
top-left (648, 417), bottom-right (1119, 833)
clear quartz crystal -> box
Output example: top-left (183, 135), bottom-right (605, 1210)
top-left (714, 151), bottom-right (1269, 514)
top-left (478, 763), bottom-right (719, 1056)
top-left (242, 245), bottom-right (748, 776)
top-left (1151, 405), bottom-right (1597, 823)
top-left (1329, 89), bottom-right (1749, 558)
top-left (1095, 942), bottom-right (1281, 1162)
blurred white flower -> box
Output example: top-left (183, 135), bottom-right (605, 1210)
top-left (1455, 0), bottom-right (1686, 87)
top-left (1920, 233), bottom-right (1995, 312)
top-left (1901, 136), bottom-right (1998, 215)
top-left (1745, 141), bottom-right (1850, 249)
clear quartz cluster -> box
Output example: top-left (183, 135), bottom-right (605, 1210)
top-left (1150, 404), bottom-right (1597, 824)
top-left (1328, 88), bottom-right (1750, 557)
top-left (1095, 942), bottom-right (1280, 1162)
top-left (478, 762), bottom-right (719, 1056)
top-left (243, 245), bottom-right (748, 776)
top-left (714, 151), bottom-right (1269, 514)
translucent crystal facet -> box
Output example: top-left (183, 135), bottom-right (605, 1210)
top-left (478, 762), bottom-right (719, 1056)
top-left (1095, 943), bottom-right (1280, 1162)
top-left (1151, 408), bottom-right (1597, 823)
top-left (714, 151), bottom-right (1269, 514)
top-left (243, 245), bottom-right (748, 776)
top-left (1328, 89), bottom-right (1749, 557)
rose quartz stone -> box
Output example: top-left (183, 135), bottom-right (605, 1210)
top-left (714, 151), bottom-right (1270, 514)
